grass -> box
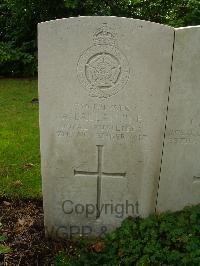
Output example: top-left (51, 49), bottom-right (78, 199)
top-left (0, 230), bottom-right (11, 255)
top-left (0, 79), bottom-right (41, 199)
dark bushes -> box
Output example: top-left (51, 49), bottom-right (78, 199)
top-left (1, 0), bottom-right (200, 77)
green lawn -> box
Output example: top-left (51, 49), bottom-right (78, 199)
top-left (0, 79), bottom-right (41, 198)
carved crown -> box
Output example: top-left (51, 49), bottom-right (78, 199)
top-left (93, 23), bottom-right (116, 46)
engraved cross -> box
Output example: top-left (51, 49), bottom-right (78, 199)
top-left (74, 145), bottom-right (126, 218)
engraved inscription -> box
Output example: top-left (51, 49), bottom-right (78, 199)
top-left (56, 102), bottom-right (147, 143)
top-left (77, 23), bottom-right (130, 98)
top-left (166, 128), bottom-right (200, 144)
top-left (74, 145), bottom-right (126, 218)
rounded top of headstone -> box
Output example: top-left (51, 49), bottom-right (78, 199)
top-left (38, 16), bottom-right (174, 31)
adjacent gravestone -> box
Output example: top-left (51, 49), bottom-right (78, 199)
top-left (156, 26), bottom-right (200, 213)
top-left (38, 17), bottom-right (174, 237)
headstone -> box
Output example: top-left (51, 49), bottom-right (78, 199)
top-left (38, 17), bottom-right (174, 238)
top-left (157, 26), bottom-right (200, 213)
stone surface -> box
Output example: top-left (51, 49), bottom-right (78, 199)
top-left (157, 26), bottom-right (200, 213)
top-left (38, 16), bottom-right (174, 237)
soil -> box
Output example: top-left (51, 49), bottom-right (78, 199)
top-left (0, 197), bottom-right (73, 265)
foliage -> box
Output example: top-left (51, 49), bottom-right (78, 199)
top-left (0, 0), bottom-right (200, 77)
top-left (0, 224), bottom-right (11, 254)
top-left (0, 79), bottom-right (41, 198)
top-left (0, 243), bottom-right (11, 254)
top-left (0, 42), bottom-right (36, 77)
top-left (65, 0), bottom-right (200, 26)
top-left (54, 204), bottom-right (200, 265)
top-left (0, 0), bottom-right (69, 77)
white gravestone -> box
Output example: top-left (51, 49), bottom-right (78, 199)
top-left (157, 26), bottom-right (200, 213)
top-left (38, 17), bottom-right (174, 237)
